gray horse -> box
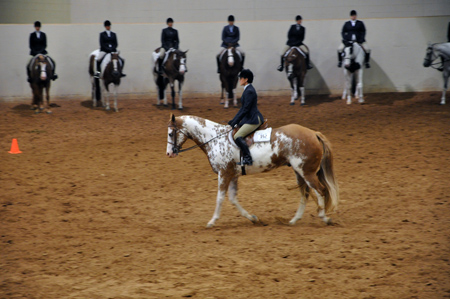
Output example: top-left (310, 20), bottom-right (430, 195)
top-left (423, 42), bottom-right (450, 105)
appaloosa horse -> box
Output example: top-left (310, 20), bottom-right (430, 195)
top-left (342, 42), bottom-right (365, 105)
top-left (219, 46), bottom-right (243, 109)
top-left (89, 51), bottom-right (124, 112)
top-left (166, 114), bottom-right (339, 228)
top-left (28, 54), bottom-right (55, 114)
top-left (423, 42), bottom-right (450, 105)
top-left (153, 48), bottom-right (187, 110)
top-left (284, 47), bottom-right (308, 105)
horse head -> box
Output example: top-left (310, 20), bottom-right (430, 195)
top-left (423, 44), bottom-right (435, 68)
top-left (226, 45), bottom-right (236, 67)
top-left (285, 48), bottom-right (301, 78)
top-left (176, 50), bottom-right (188, 75)
top-left (36, 55), bottom-right (50, 81)
top-left (166, 114), bottom-right (188, 158)
top-left (343, 42), bottom-right (361, 72)
top-left (110, 52), bottom-right (121, 79)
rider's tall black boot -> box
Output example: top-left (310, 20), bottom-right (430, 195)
top-left (158, 58), bottom-right (164, 75)
top-left (306, 54), bottom-right (313, 69)
top-left (277, 55), bottom-right (285, 72)
top-left (216, 56), bottom-right (221, 73)
top-left (337, 51), bottom-right (343, 68)
top-left (364, 52), bottom-right (371, 68)
top-left (235, 137), bottom-right (253, 166)
top-left (26, 65), bottom-right (31, 83)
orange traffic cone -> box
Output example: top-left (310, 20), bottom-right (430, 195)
top-left (8, 138), bottom-right (22, 154)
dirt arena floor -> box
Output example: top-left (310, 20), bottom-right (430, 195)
top-left (1, 92), bottom-right (449, 299)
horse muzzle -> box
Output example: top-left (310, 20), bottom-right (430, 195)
top-left (423, 60), bottom-right (431, 67)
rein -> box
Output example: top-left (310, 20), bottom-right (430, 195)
top-left (169, 125), bottom-right (232, 154)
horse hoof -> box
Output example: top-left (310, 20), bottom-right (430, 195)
top-left (34, 110), bottom-right (40, 114)
top-left (290, 102), bottom-right (294, 106)
top-left (178, 107), bottom-right (183, 111)
top-left (251, 215), bottom-right (259, 223)
top-left (163, 104), bottom-right (168, 107)
top-left (46, 110), bottom-right (52, 114)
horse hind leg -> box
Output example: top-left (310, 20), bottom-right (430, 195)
top-left (289, 171), bottom-right (309, 225)
top-left (227, 177), bottom-right (258, 224)
top-left (357, 71), bottom-right (364, 104)
top-left (113, 84), bottom-right (118, 112)
top-left (45, 85), bottom-right (52, 114)
top-left (441, 72), bottom-right (448, 105)
top-left (233, 88), bottom-right (237, 108)
top-left (178, 81), bottom-right (183, 110)
top-left (300, 86), bottom-right (305, 106)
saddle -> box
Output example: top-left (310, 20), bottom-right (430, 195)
top-left (231, 119), bottom-right (269, 147)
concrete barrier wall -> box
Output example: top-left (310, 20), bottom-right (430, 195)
top-left (0, 14), bottom-right (449, 99)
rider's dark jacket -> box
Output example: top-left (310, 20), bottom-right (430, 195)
top-left (100, 31), bottom-right (118, 53)
top-left (341, 20), bottom-right (366, 43)
top-left (286, 24), bottom-right (305, 47)
top-left (29, 31), bottom-right (47, 56)
top-left (229, 84), bottom-right (263, 127)
top-left (161, 27), bottom-right (179, 50)
top-left (221, 25), bottom-right (240, 47)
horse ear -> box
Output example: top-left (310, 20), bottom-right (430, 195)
top-left (170, 113), bottom-right (176, 123)
top-left (184, 50), bottom-right (189, 54)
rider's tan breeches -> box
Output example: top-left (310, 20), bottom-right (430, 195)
top-left (234, 118), bottom-right (262, 140)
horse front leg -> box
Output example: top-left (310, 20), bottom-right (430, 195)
top-left (178, 81), bottom-right (183, 110)
top-left (233, 88), bottom-right (237, 108)
top-left (91, 77), bottom-right (97, 107)
top-left (45, 84), bottom-right (52, 114)
top-left (441, 71), bottom-right (448, 105)
top-left (207, 173), bottom-right (232, 228)
top-left (113, 84), bottom-right (118, 112)
top-left (357, 70), bottom-right (364, 104)
top-left (343, 71), bottom-right (352, 104)
top-left (170, 82), bottom-right (176, 110)
top-left (103, 81), bottom-right (110, 111)
top-left (227, 177), bottom-right (258, 224)
top-left (290, 77), bottom-right (298, 105)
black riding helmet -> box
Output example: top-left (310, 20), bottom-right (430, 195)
top-left (350, 10), bottom-right (357, 16)
top-left (104, 20), bottom-right (111, 27)
top-left (34, 21), bottom-right (41, 27)
top-left (228, 15), bottom-right (235, 22)
top-left (239, 69), bottom-right (254, 83)
top-left (167, 17), bottom-right (174, 24)
top-left (296, 15), bottom-right (302, 21)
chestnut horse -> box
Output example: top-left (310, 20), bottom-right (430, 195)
top-left (284, 47), bottom-right (308, 105)
top-left (153, 48), bottom-right (187, 110)
top-left (28, 54), bottom-right (54, 114)
top-left (219, 46), bottom-right (243, 108)
top-left (166, 114), bottom-right (339, 228)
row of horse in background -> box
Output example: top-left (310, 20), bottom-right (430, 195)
top-left (27, 42), bottom-right (450, 114)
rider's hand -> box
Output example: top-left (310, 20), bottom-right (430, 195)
top-left (228, 120), bottom-right (234, 127)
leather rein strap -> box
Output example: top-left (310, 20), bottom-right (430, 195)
top-left (168, 125), bottom-right (232, 154)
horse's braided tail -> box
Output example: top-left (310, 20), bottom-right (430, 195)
top-left (316, 132), bottom-right (339, 213)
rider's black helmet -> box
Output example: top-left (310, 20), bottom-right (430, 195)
top-left (239, 69), bottom-right (254, 83)
top-left (350, 10), bottom-right (357, 16)
top-left (104, 20), bottom-right (111, 27)
top-left (167, 17), bottom-right (174, 24)
top-left (34, 21), bottom-right (41, 27)
top-left (296, 15), bottom-right (302, 21)
top-left (228, 15), bottom-right (235, 22)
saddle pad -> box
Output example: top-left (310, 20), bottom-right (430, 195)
top-left (284, 47), bottom-right (306, 58)
top-left (253, 128), bottom-right (272, 142)
top-left (152, 51), bottom-right (159, 63)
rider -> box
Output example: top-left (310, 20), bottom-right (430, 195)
top-left (27, 21), bottom-right (58, 83)
top-left (277, 15), bottom-right (313, 72)
top-left (228, 69), bottom-right (264, 166)
top-left (337, 10), bottom-right (371, 68)
top-left (94, 20), bottom-right (126, 78)
top-left (217, 15), bottom-right (245, 73)
top-left (157, 17), bottom-right (180, 74)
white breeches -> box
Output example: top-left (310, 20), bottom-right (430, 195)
top-left (338, 42), bottom-right (370, 53)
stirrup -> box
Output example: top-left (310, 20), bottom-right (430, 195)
top-left (52, 74), bottom-right (58, 81)
top-left (337, 61), bottom-right (342, 68)
top-left (237, 156), bottom-right (253, 166)
top-left (277, 65), bottom-right (284, 72)
top-left (307, 64), bottom-right (313, 70)
top-left (94, 71), bottom-right (100, 78)
top-left (365, 63), bottom-right (371, 69)
top-left (27, 78), bottom-right (32, 83)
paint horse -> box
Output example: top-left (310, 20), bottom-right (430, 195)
top-left (219, 45), bottom-right (243, 109)
top-left (284, 47), bottom-right (308, 105)
top-left (166, 114), bottom-right (339, 228)
top-left (423, 42), bottom-right (450, 105)
top-left (89, 50), bottom-right (124, 112)
top-left (342, 42), bottom-right (365, 105)
top-left (153, 48), bottom-right (188, 110)
top-left (28, 54), bottom-right (55, 114)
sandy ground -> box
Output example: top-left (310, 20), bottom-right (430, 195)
top-left (1, 91), bottom-right (450, 299)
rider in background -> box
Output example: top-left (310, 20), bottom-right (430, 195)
top-left (337, 10), bottom-right (371, 69)
top-left (27, 21), bottom-right (58, 82)
top-left (157, 18), bottom-right (180, 74)
top-left (217, 15), bottom-right (245, 73)
top-left (94, 20), bottom-right (126, 78)
top-left (228, 69), bottom-right (263, 166)
top-left (277, 15), bottom-right (313, 72)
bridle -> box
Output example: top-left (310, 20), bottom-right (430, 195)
top-left (423, 44), bottom-right (449, 69)
top-left (168, 123), bottom-right (232, 154)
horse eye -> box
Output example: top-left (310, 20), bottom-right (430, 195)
top-left (169, 133), bottom-right (173, 137)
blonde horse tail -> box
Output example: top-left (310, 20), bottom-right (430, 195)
top-left (316, 132), bottom-right (339, 213)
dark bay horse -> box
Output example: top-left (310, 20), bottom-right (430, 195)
top-left (166, 114), bottom-right (339, 228)
top-left (28, 54), bottom-right (54, 114)
top-left (423, 42), bottom-right (450, 105)
top-left (284, 47), bottom-right (308, 105)
top-left (219, 46), bottom-right (243, 108)
top-left (89, 51), bottom-right (124, 112)
top-left (153, 48), bottom-right (187, 110)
